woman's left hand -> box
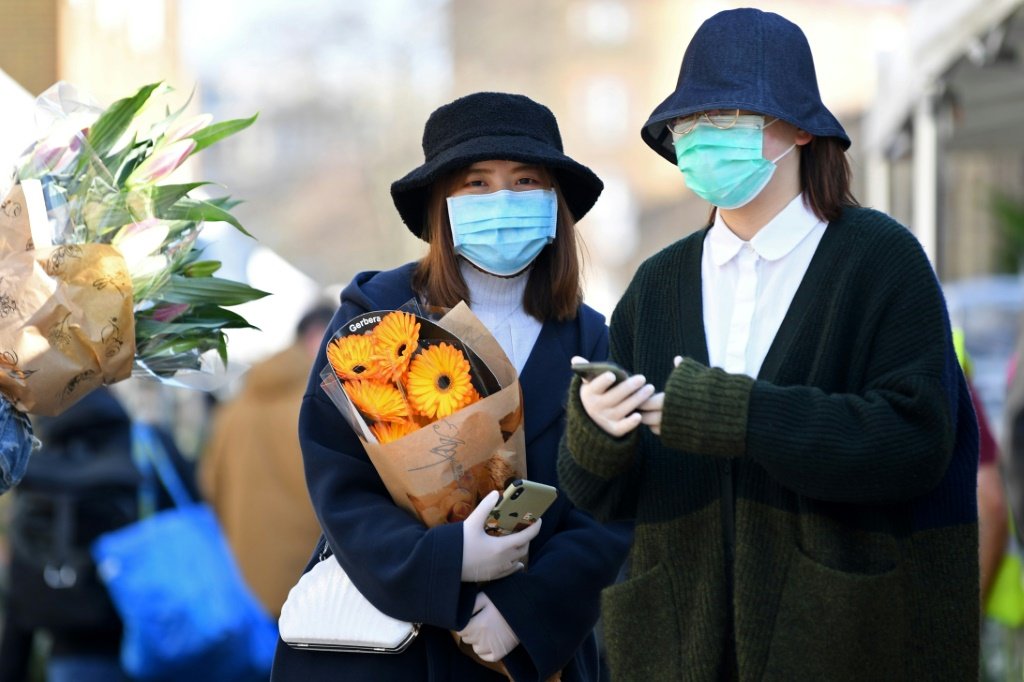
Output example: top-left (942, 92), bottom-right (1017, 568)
top-left (457, 592), bottom-right (519, 662)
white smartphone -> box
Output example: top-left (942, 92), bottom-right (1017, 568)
top-left (484, 479), bottom-right (558, 536)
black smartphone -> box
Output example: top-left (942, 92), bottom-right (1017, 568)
top-left (484, 479), bottom-right (558, 536)
top-left (571, 361), bottom-right (629, 385)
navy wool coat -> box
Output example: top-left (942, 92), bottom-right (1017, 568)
top-left (271, 263), bottom-right (632, 682)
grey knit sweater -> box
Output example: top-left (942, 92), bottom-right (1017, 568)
top-left (558, 206), bottom-right (979, 681)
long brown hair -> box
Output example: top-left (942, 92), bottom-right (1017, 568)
top-left (800, 136), bottom-right (858, 222)
top-left (411, 169), bottom-right (583, 322)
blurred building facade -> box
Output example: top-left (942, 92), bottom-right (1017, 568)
top-left (866, 0), bottom-right (1024, 281)
top-left (187, 1), bottom-right (451, 291)
top-left (1, 0), bottom-right (59, 96)
top-left (0, 0), bottom-right (186, 105)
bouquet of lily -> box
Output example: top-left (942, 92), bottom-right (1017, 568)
top-left (0, 81), bottom-right (266, 418)
top-left (320, 301), bottom-right (526, 527)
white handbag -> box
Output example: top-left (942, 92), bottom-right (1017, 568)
top-left (279, 541), bottom-right (420, 654)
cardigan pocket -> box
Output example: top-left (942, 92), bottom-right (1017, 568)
top-left (761, 546), bottom-right (907, 681)
top-left (601, 563), bottom-right (682, 681)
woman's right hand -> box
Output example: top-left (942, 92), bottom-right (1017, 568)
top-left (573, 356), bottom-right (656, 438)
top-left (461, 491), bottom-right (541, 582)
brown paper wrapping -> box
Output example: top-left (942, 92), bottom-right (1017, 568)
top-left (0, 184), bottom-right (136, 416)
top-left (349, 303), bottom-right (526, 523)
top-left (323, 303), bottom-right (528, 677)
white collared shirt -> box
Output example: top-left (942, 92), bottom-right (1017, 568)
top-left (701, 194), bottom-right (827, 378)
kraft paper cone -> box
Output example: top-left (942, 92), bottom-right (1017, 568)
top-left (322, 302), bottom-right (526, 524)
top-left (321, 302), bottom-right (535, 677)
top-left (0, 186), bottom-right (136, 415)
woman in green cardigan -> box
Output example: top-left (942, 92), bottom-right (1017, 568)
top-left (558, 8), bottom-right (979, 681)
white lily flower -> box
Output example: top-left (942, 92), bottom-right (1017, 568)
top-left (111, 218), bottom-right (170, 273)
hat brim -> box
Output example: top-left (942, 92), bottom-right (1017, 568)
top-left (640, 95), bottom-right (852, 165)
top-left (391, 133), bottom-right (604, 239)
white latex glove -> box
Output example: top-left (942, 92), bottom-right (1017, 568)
top-left (457, 592), bottom-right (520, 662)
top-left (572, 356), bottom-right (656, 438)
top-left (461, 490), bottom-right (542, 582)
top-left (640, 356), bottom-right (683, 436)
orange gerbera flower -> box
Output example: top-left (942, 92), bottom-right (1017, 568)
top-left (343, 380), bottom-right (410, 423)
top-left (370, 419), bottom-right (418, 444)
top-left (371, 311), bottom-right (420, 382)
top-left (326, 334), bottom-right (382, 381)
top-left (406, 342), bottom-right (479, 419)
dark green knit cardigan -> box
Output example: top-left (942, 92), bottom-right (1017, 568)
top-left (558, 207), bottom-right (979, 681)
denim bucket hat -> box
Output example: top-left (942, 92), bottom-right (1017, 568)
top-left (391, 92), bottom-right (604, 239)
top-left (641, 8), bottom-right (850, 164)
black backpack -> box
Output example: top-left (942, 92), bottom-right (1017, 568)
top-left (7, 416), bottom-right (140, 632)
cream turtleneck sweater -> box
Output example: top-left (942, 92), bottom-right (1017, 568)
top-left (459, 260), bottom-right (542, 375)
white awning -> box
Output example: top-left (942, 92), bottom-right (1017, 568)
top-left (864, 0), bottom-right (1024, 154)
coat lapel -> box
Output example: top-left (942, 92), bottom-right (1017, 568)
top-left (680, 229), bottom-right (711, 366)
top-left (757, 220), bottom-right (841, 383)
top-left (518, 318), bottom-right (577, 445)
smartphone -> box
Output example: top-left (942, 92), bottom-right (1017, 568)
top-left (571, 361), bottom-right (629, 385)
top-left (484, 479), bottom-right (558, 536)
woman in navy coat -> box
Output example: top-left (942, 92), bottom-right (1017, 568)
top-left (270, 92), bottom-right (632, 682)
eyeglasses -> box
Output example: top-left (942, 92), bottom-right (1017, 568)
top-left (666, 109), bottom-right (742, 136)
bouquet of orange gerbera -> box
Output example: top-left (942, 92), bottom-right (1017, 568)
top-left (319, 301), bottom-right (525, 527)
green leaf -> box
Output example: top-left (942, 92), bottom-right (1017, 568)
top-left (152, 182), bottom-right (211, 214)
top-left (217, 331), bottom-right (228, 366)
top-left (207, 196), bottom-right (242, 211)
top-left (88, 82), bottom-right (162, 158)
top-left (104, 134), bottom-right (141, 180)
top-left (82, 195), bottom-right (131, 231)
top-left (165, 85), bottom-right (197, 127)
top-left (183, 260), bottom-right (221, 278)
top-left (158, 198), bottom-right (252, 237)
top-left (158, 275), bottom-right (269, 306)
top-left (82, 182), bottom-right (189, 233)
top-left (188, 114), bottom-right (258, 155)
top-left (193, 304), bottom-right (257, 327)
top-left (166, 220), bottom-right (200, 241)
top-left (176, 247), bottom-right (203, 267)
top-left (135, 309), bottom-right (256, 337)
top-left (137, 334), bottom-right (215, 361)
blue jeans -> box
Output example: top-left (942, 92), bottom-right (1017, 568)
top-left (47, 655), bottom-right (129, 682)
top-left (0, 396), bottom-right (34, 494)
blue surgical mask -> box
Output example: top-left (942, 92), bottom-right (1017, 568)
top-left (447, 189), bottom-right (558, 276)
top-left (673, 116), bottom-right (795, 209)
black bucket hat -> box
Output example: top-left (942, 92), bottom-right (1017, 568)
top-left (391, 92), bottom-right (604, 239)
top-left (641, 8), bottom-right (851, 165)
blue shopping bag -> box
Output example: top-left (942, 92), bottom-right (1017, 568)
top-left (92, 423), bottom-right (277, 682)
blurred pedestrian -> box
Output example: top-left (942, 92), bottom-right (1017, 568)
top-left (976, 386), bottom-right (1009, 607)
top-left (0, 387), bottom-right (196, 682)
top-left (200, 304), bottom-right (334, 618)
top-left (978, 328), bottom-right (1024, 679)
top-left (1004, 330), bottom-right (1024, 543)
top-left (271, 92), bottom-right (632, 681)
top-left (558, 8), bottom-right (979, 680)
top-left (953, 330), bottom-right (1010, 606)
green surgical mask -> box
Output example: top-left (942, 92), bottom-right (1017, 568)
top-left (673, 116), bottom-right (794, 209)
